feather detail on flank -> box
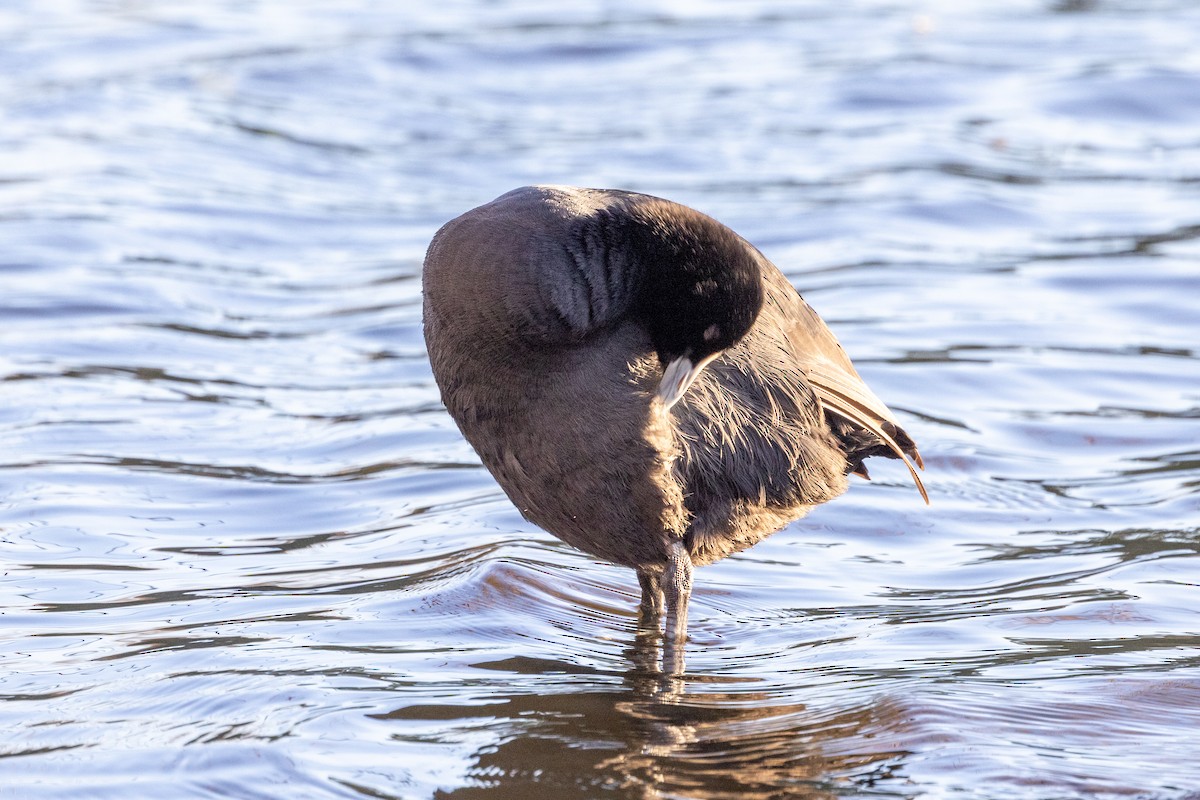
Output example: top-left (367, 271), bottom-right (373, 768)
top-left (808, 371), bottom-right (929, 505)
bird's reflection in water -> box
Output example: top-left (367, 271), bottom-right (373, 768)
top-left (388, 633), bottom-right (912, 799)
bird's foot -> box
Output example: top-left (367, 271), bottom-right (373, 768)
top-left (636, 567), bottom-right (664, 621)
top-left (662, 538), bottom-right (693, 642)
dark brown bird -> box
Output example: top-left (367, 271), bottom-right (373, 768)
top-left (422, 186), bottom-right (925, 653)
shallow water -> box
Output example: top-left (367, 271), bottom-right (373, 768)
top-left (2, 1), bottom-right (1199, 797)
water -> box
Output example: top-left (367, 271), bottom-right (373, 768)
top-left (2, 1), bottom-right (1198, 797)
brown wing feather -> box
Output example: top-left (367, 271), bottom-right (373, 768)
top-left (808, 368), bottom-right (929, 504)
top-left (760, 267), bottom-right (927, 503)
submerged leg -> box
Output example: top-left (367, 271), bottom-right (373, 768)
top-left (637, 567), bottom-right (664, 620)
top-left (662, 538), bottom-right (693, 644)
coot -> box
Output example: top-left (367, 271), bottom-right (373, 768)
top-left (422, 185), bottom-right (925, 652)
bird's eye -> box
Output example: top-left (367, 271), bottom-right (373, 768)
top-left (703, 324), bottom-right (721, 343)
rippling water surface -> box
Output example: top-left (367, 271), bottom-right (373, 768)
top-left (3, 2), bottom-right (1199, 798)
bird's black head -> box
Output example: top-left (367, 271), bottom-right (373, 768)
top-left (633, 207), bottom-right (764, 366)
top-left (626, 202), bottom-right (765, 407)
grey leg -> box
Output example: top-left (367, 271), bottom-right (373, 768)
top-left (637, 567), bottom-right (664, 619)
top-left (662, 538), bottom-right (693, 644)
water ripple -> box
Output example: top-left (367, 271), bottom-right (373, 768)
top-left (3, 1), bottom-right (1200, 798)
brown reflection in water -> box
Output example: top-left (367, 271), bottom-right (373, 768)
top-left (379, 635), bottom-right (914, 799)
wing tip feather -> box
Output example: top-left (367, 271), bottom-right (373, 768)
top-left (816, 389), bottom-right (930, 505)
